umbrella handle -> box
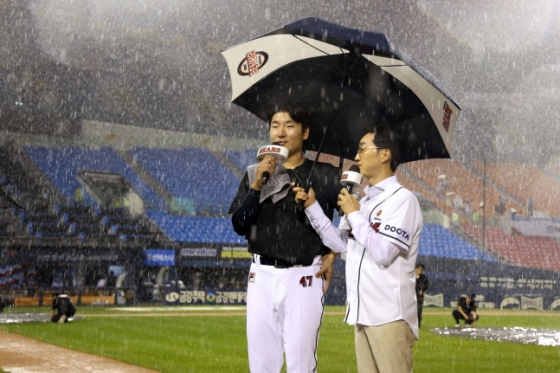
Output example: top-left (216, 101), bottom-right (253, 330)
top-left (292, 171), bottom-right (307, 212)
top-left (296, 193), bottom-right (307, 211)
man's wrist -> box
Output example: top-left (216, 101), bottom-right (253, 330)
top-left (305, 201), bottom-right (323, 217)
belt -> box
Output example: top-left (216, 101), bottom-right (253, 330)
top-left (253, 254), bottom-right (301, 269)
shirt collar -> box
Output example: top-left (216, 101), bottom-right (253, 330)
top-left (364, 175), bottom-right (398, 200)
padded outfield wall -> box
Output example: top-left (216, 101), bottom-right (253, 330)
top-left (7, 244), bottom-right (560, 309)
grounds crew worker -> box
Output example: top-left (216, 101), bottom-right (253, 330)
top-left (50, 292), bottom-right (76, 323)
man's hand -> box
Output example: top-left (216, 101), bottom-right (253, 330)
top-left (251, 155), bottom-right (277, 191)
top-left (292, 183), bottom-right (316, 208)
top-left (315, 251), bottom-right (338, 292)
top-left (338, 188), bottom-right (360, 216)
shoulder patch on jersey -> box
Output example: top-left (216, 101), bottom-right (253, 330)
top-left (383, 224), bottom-right (410, 241)
top-left (249, 272), bottom-right (256, 283)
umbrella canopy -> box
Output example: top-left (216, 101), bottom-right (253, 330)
top-left (221, 17), bottom-right (461, 163)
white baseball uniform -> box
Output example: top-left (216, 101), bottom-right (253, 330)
top-left (304, 175), bottom-right (423, 337)
top-left (229, 159), bottom-right (340, 373)
top-left (247, 255), bottom-right (325, 373)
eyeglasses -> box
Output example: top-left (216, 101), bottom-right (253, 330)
top-left (356, 146), bottom-right (380, 156)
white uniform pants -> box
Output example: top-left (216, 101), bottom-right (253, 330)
top-left (247, 256), bottom-right (325, 373)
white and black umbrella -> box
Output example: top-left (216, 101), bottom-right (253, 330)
top-left (222, 17), bottom-right (461, 165)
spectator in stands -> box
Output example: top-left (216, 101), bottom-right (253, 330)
top-left (107, 271), bottom-right (117, 288)
top-left (64, 271), bottom-right (74, 289)
top-left (436, 181), bottom-right (443, 195)
top-left (464, 199), bottom-right (471, 215)
top-left (452, 293), bottom-right (479, 327)
top-left (471, 210), bottom-right (479, 223)
top-left (452, 211), bottom-right (459, 224)
top-left (122, 195), bottom-right (130, 208)
top-left (74, 186), bottom-right (84, 206)
top-left (436, 175), bottom-right (448, 196)
top-left (39, 185), bottom-right (50, 210)
top-left (415, 263), bottom-right (429, 328)
top-left (0, 295), bottom-right (5, 313)
top-left (453, 194), bottom-right (463, 211)
top-left (50, 292), bottom-right (76, 323)
top-left (496, 196), bottom-right (506, 215)
top-left (96, 276), bottom-right (107, 289)
top-left (527, 197), bottom-right (534, 216)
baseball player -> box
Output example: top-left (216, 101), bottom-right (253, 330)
top-left (229, 103), bottom-right (340, 373)
top-left (293, 126), bottom-right (423, 373)
top-left (50, 292), bottom-right (76, 323)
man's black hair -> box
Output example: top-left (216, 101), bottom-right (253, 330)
top-left (266, 103), bottom-right (310, 129)
top-left (416, 263), bottom-right (425, 269)
top-left (369, 124), bottom-right (403, 172)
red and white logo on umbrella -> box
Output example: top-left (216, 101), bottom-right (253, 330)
top-left (237, 50), bottom-right (269, 76)
top-left (442, 101), bottom-right (453, 132)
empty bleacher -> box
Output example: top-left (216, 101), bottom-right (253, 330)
top-left (395, 169), bottom-right (452, 216)
top-left (6, 142), bottom-right (560, 274)
top-left (25, 146), bottom-right (165, 209)
top-left (223, 149), bottom-right (258, 174)
top-left (471, 161), bottom-right (560, 217)
top-left (0, 146), bottom-right (54, 211)
top-left (19, 210), bottom-right (70, 238)
top-left (402, 159), bottom-right (519, 218)
top-left (462, 225), bottom-right (560, 271)
top-left (419, 223), bottom-right (494, 261)
top-left (131, 147), bottom-right (240, 214)
top-left (147, 210), bottom-right (244, 244)
top-left (0, 220), bottom-right (16, 237)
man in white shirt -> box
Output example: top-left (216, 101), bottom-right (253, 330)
top-left (293, 127), bottom-right (423, 373)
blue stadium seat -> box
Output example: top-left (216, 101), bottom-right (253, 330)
top-left (131, 147), bottom-right (240, 213)
top-left (419, 223), bottom-right (494, 261)
top-left (25, 146), bottom-right (165, 208)
top-left (224, 149), bottom-right (259, 173)
top-left (147, 210), bottom-right (245, 244)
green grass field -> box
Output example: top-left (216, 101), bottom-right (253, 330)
top-left (1, 306), bottom-right (559, 372)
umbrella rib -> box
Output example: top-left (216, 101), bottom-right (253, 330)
top-left (378, 64), bottom-right (407, 67)
top-left (290, 36), bottom-right (352, 78)
top-left (292, 35), bottom-right (333, 56)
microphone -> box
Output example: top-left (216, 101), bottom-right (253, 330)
top-left (339, 165), bottom-right (362, 216)
top-left (256, 142), bottom-right (289, 185)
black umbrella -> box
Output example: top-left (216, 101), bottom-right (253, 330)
top-left (222, 17), bottom-right (461, 165)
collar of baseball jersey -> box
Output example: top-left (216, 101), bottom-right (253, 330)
top-left (363, 175), bottom-right (398, 202)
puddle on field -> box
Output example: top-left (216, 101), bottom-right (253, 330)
top-left (431, 327), bottom-right (560, 346)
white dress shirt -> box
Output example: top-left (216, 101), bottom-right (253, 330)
top-left (305, 175), bottom-right (423, 338)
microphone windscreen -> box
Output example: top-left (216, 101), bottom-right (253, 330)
top-left (256, 143), bottom-right (289, 163)
top-left (349, 165), bottom-right (360, 173)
